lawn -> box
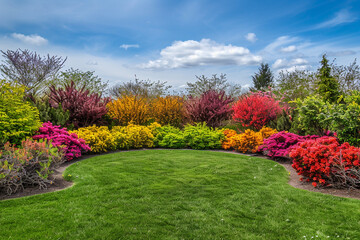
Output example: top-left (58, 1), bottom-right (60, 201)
top-left (1, 150), bottom-right (359, 239)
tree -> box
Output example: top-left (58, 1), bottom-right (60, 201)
top-left (251, 63), bottom-right (274, 91)
top-left (52, 68), bottom-right (108, 95)
top-left (109, 76), bottom-right (171, 98)
top-left (0, 49), bottom-right (66, 96)
top-left (331, 58), bottom-right (360, 94)
top-left (186, 74), bottom-right (242, 97)
top-left (317, 55), bottom-right (340, 103)
top-left (275, 69), bottom-right (316, 102)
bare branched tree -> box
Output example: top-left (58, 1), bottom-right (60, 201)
top-left (109, 75), bottom-right (171, 98)
top-left (0, 49), bottom-right (67, 96)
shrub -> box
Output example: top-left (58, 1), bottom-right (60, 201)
top-left (185, 90), bottom-right (233, 128)
top-left (150, 96), bottom-right (184, 127)
top-left (49, 81), bottom-right (110, 128)
top-left (153, 125), bottom-right (185, 148)
top-left (290, 137), bottom-right (360, 188)
top-left (221, 129), bottom-right (238, 150)
top-left (232, 92), bottom-right (283, 130)
top-left (33, 122), bottom-right (91, 160)
top-left (112, 124), bottom-right (154, 149)
top-left (292, 95), bottom-right (330, 135)
top-left (71, 126), bottom-right (118, 153)
top-left (0, 139), bottom-right (65, 195)
top-left (229, 129), bottom-right (263, 153)
top-left (34, 99), bottom-right (70, 127)
top-left (183, 123), bottom-right (224, 150)
top-left (107, 95), bottom-right (150, 125)
top-left (259, 131), bottom-right (318, 159)
top-left (0, 80), bottom-right (42, 144)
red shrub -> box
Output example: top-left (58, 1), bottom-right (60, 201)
top-left (49, 81), bottom-right (110, 128)
top-left (290, 136), bottom-right (360, 188)
top-left (185, 90), bottom-right (233, 128)
top-left (232, 93), bottom-right (283, 130)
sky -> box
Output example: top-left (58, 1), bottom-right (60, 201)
top-left (0, 0), bottom-right (359, 90)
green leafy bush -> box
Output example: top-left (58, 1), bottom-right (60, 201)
top-left (0, 80), bottom-right (41, 144)
top-left (183, 123), bottom-right (224, 150)
top-left (153, 125), bottom-right (186, 148)
top-left (35, 99), bottom-right (70, 127)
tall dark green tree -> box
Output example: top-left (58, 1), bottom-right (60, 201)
top-left (317, 55), bottom-right (339, 103)
top-left (251, 63), bottom-right (274, 91)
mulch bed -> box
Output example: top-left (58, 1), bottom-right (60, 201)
top-left (1, 149), bottom-right (360, 201)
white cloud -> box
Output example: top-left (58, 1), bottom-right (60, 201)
top-left (315, 9), bottom-right (357, 29)
top-left (11, 33), bottom-right (48, 46)
top-left (263, 36), bottom-right (299, 53)
top-left (272, 58), bottom-right (308, 69)
top-left (280, 45), bottom-right (297, 53)
top-left (141, 39), bottom-right (262, 69)
top-left (120, 44), bottom-right (140, 50)
top-left (245, 33), bottom-right (257, 43)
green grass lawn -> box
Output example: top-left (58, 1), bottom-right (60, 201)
top-left (1, 150), bottom-right (359, 240)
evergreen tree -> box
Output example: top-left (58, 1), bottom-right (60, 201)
top-left (317, 55), bottom-right (339, 103)
top-left (251, 63), bottom-right (274, 91)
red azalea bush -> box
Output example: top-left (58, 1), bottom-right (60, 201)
top-left (49, 81), bottom-right (110, 128)
top-left (33, 122), bottom-right (91, 161)
top-left (259, 131), bottom-right (318, 159)
top-left (232, 92), bottom-right (284, 130)
top-left (290, 136), bottom-right (360, 188)
top-left (185, 90), bottom-right (233, 128)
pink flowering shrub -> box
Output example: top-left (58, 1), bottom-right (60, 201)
top-left (258, 131), bottom-right (318, 159)
top-left (33, 122), bottom-right (91, 161)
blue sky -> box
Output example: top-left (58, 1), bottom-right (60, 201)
top-left (0, 0), bottom-right (359, 90)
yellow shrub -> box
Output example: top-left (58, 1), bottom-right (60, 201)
top-left (146, 122), bottom-right (162, 136)
top-left (258, 126), bottom-right (278, 140)
top-left (150, 96), bottom-right (184, 127)
top-left (107, 95), bottom-right (150, 125)
top-left (221, 129), bottom-right (238, 150)
top-left (71, 126), bottom-right (116, 153)
top-left (112, 124), bottom-right (154, 148)
top-left (229, 129), bottom-right (263, 153)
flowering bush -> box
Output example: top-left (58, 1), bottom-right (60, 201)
top-left (49, 81), bottom-right (110, 128)
top-left (229, 129), bottom-right (263, 153)
top-left (107, 95), bottom-right (150, 125)
top-left (0, 139), bottom-right (65, 195)
top-left (221, 129), bottom-right (238, 150)
top-left (259, 131), bottom-right (318, 159)
top-left (290, 136), bottom-right (360, 188)
top-left (232, 92), bottom-right (283, 130)
top-left (150, 96), bottom-right (184, 127)
top-left (33, 122), bottom-right (91, 160)
top-left (0, 80), bottom-right (42, 144)
top-left (185, 90), bottom-right (233, 128)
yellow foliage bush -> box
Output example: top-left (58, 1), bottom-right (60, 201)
top-left (107, 95), bottom-right (150, 125)
top-left (70, 126), bottom-right (116, 153)
top-left (221, 129), bottom-right (238, 150)
top-left (111, 124), bottom-right (154, 149)
top-left (150, 96), bottom-right (184, 127)
top-left (222, 127), bottom-right (277, 153)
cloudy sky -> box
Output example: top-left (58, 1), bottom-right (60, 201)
top-left (0, 0), bottom-right (359, 90)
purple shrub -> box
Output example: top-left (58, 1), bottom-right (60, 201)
top-left (258, 131), bottom-right (318, 159)
top-left (33, 122), bottom-right (91, 161)
top-left (49, 81), bottom-right (110, 128)
top-left (185, 90), bottom-right (233, 128)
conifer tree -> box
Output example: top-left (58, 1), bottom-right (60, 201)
top-left (317, 55), bottom-right (339, 103)
top-left (251, 63), bottom-right (274, 91)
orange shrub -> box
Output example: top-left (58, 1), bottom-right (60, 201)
top-left (258, 126), bottom-right (278, 140)
top-left (221, 129), bottom-right (237, 150)
top-left (150, 96), bottom-right (184, 127)
top-left (230, 129), bottom-right (263, 153)
top-left (107, 95), bottom-right (150, 125)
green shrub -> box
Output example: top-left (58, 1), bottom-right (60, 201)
top-left (153, 125), bottom-right (186, 148)
top-left (35, 99), bottom-right (70, 127)
top-left (183, 123), bottom-right (224, 150)
top-left (0, 80), bottom-right (41, 144)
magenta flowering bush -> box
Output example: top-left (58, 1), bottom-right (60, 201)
top-left (33, 122), bottom-right (91, 161)
top-left (258, 131), bottom-right (318, 159)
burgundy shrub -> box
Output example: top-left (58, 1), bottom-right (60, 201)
top-left (185, 90), bottom-right (233, 128)
top-left (49, 81), bottom-right (110, 128)
top-left (33, 122), bottom-right (91, 161)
